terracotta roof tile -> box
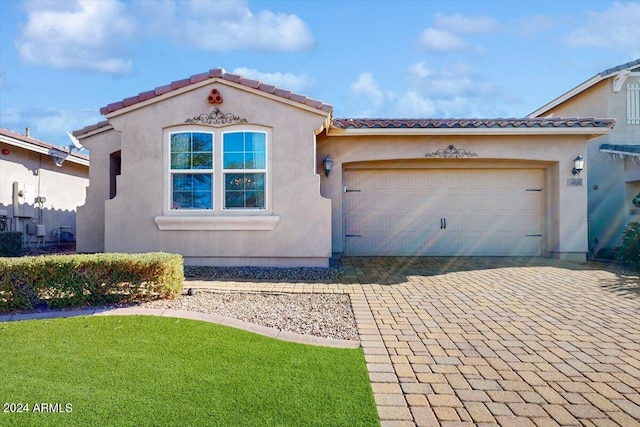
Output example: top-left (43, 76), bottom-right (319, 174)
top-left (274, 88), bottom-right (292, 98)
top-left (170, 78), bottom-right (191, 90)
top-left (73, 120), bottom-right (111, 137)
top-left (189, 72), bottom-right (209, 84)
top-left (155, 84), bottom-right (173, 96)
top-left (123, 96), bottom-right (139, 107)
top-left (331, 117), bottom-right (616, 130)
top-left (258, 83), bottom-right (276, 93)
top-left (138, 90), bottom-right (156, 102)
top-left (240, 77), bottom-right (260, 89)
top-left (96, 67), bottom-right (333, 117)
top-left (222, 72), bottom-right (242, 83)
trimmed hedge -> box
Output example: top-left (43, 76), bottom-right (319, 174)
top-left (0, 232), bottom-right (24, 257)
top-left (0, 252), bottom-right (183, 314)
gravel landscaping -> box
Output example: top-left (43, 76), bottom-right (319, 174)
top-left (139, 290), bottom-right (359, 341)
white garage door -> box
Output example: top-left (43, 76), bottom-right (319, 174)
top-left (344, 169), bottom-right (544, 256)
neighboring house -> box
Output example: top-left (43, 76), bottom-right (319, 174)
top-left (0, 127), bottom-right (89, 248)
top-left (74, 68), bottom-right (613, 267)
top-left (529, 59), bottom-right (640, 257)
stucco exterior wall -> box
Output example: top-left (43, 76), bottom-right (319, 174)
top-left (0, 142), bottom-right (88, 246)
top-left (84, 81), bottom-right (331, 267)
top-left (540, 77), bottom-right (640, 253)
top-left (76, 129), bottom-right (121, 253)
top-left (317, 134), bottom-right (589, 261)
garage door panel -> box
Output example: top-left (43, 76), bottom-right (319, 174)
top-left (344, 169), bottom-right (544, 256)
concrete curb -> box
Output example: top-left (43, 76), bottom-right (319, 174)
top-left (0, 307), bottom-right (361, 349)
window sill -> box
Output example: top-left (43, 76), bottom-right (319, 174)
top-left (154, 215), bottom-right (280, 231)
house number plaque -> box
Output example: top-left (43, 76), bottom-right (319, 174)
top-left (567, 178), bottom-right (583, 186)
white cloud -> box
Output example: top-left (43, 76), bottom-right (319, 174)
top-left (138, 0), bottom-right (314, 51)
top-left (344, 62), bottom-right (522, 119)
top-left (419, 28), bottom-right (467, 52)
top-left (349, 73), bottom-right (387, 110)
top-left (397, 91), bottom-right (437, 117)
top-left (433, 12), bottom-right (499, 34)
top-left (15, 0), bottom-right (135, 75)
top-left (231, 68), bottom-right (313, 92)
top-left (564, 2), bottom-right (640, 54)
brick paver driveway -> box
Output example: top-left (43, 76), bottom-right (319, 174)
top-left (340, 257), bottom-right (640, 427)
top-left (197, 257), bottom-right (640, 426)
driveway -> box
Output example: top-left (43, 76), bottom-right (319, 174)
top-left (199, 257), bottom-right (640, 426)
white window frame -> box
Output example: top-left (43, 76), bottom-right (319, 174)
top-left (168, 130), bottom-right (215, 211)
top-left (221, 130), bottom-right (268, 211)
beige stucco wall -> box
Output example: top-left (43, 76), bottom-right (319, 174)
top-left (0, 142), bottom-right (88, 246)
top-left (76, 128), bottom-right (121, 253)
top-left (79, 81), bottom-right (331, 267)
top-left (317, 133), bottom-right (590, 261)
top-left (541, 77), bottom-right (640, 253)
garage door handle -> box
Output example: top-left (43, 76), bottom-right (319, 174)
top-left (443, 218), bottom-right (447, 229)
top-left (440, 218), bottom-right (447, 229)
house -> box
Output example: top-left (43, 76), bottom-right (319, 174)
top-left (0, 127), bottom-right (89, 248)
top-left (529, 59), bottom-right (640, 257)
top-left (74, 68), bottom-right (614, 267)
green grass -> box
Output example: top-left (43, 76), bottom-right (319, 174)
top-left (0, 316), bottom-right (379, 427)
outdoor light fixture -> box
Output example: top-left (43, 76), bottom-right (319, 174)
top-left (572, 154), bottom-right (585, 175)
top-left (323, 155), bottom-right (333, 177)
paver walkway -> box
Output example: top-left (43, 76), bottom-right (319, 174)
top-left (3, 257), bottom-right (639, 426)
top-left (190, 257), bottom-right (640, 427)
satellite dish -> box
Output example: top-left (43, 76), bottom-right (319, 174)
top-left (66, 131), bottom-right (84, 150)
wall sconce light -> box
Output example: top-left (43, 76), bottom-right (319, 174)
top-left (323, 155), bottom-right (333, 177)
top-left (572, 154), bottom-right (584, 175)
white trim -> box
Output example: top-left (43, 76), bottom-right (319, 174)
top-left (600, 148), bottom-right (640, 158)
top-left (0, 134), bottom-right (89, 167)
top-left (613, 70), bottom-right (631, 92)
top-left (154, 215), bottom-right (280, 230)
top-left (221, 130), bottom-right (268, 211)
top-left (168, 130), bottom-right (215, 210)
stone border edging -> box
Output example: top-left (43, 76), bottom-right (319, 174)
top-left (0, 307), bottom-right (360, 349)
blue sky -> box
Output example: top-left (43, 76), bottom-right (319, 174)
top-left (1, 0), bottom-right (639, 148)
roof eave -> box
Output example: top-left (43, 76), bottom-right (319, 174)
top-left (0, 134), bottom-right (89, 166)
top-left (103, 77), bottom-right (332, 120)
top-left (326, 126), bottom-right (612, 138)
top-left (528, 59), bottom-right (640, 118)
top-left (527, 74), bottom-right (605, 118)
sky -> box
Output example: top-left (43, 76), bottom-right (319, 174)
top-left (0, 0), bottom-right (639, 148)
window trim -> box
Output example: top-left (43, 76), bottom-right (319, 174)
top-left (221, 130), bottom-right (268, 211)
top-left (168, 130), bottom-right (215, 211)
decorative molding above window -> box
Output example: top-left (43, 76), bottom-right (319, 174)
top-left (185, 108), bottom-right (249, 126)
top-left (425, 144), bottom-right (478, 158)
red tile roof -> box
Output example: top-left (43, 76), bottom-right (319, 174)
top-left (0, 127), bottom-right (89, 161)
top-left (99, 68), bottom-right (333, 116)
top-left (331, 117), bottom-right (616, 130)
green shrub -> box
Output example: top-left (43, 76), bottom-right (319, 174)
top-left (616, 221), bottom-right (640, 263)
top-left (0, 252), bottom-right (183, 313)
top-left (0, 232), bottom-right (24, 257)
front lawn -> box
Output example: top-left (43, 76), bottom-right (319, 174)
top-left (0, 316), bottom-right (378, 426)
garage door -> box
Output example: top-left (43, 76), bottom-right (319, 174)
top-left (344, 169), bottom-right (544, 256)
